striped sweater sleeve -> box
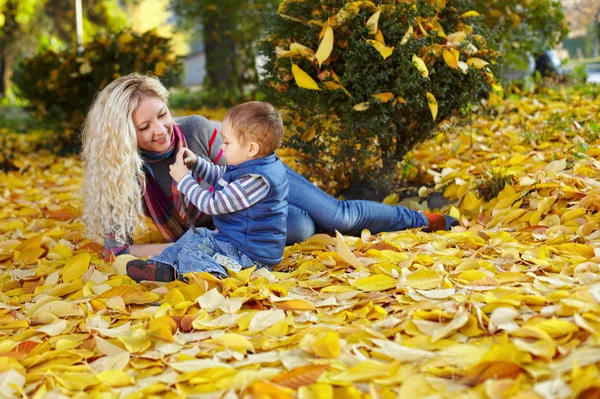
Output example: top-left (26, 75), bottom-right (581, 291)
top-left (177, 173), bottom-right (269, 215)
top-left (191, 157), bottom-right (226, 186)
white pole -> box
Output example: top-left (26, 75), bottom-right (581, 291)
top-left (75, 0), bottom-right (84, 53)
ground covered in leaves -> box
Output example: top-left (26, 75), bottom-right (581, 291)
top-left (1, 84), bottom-right (600, 398)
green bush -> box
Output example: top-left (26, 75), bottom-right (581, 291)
top-left (261, 0), bottom-right (500, 187)
top-left (13, 29), bottom-right (182, 151)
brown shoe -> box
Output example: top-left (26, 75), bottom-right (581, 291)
top-left (126, 260), bottom-right (176, 282)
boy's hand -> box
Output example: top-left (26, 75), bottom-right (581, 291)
top-left (169, 156), bottom-right (190, 183)
top-left (178, 148), bottom-right (197, 168)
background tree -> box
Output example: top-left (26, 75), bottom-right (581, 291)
top-left (261, 0), bottom-right (500, 190)
top-left (474, 0), bottom-right (567, 71)
top-left (561, 0), bottom-right (600, 58)
top-left (0, 0), bottom-right (47, 100)
top-left (170, 0), bottom-right (278, 104)
top-left (0, 0), bottom-right (128, 101)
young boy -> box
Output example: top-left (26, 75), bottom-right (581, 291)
top-left (126, 101), bottom-right (288, 281)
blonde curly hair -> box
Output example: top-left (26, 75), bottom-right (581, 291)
top-left (81, 73), bottom-right (169, 244)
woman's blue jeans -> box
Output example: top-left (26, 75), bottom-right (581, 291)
top-left (285, 165), bottom-right (428, 244)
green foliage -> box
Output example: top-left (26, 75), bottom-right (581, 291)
top-left (261, 0), bottom-right (500, 185)
top-left (474, 0), bottom-right (567, 69)
top-left (13, 29), bottom-right (182, 151)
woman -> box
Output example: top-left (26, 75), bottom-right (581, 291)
top-left (82, 74), bottom-right (456, 258)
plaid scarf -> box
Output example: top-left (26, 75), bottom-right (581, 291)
top-left (140, 124), bottom-right (204, 242)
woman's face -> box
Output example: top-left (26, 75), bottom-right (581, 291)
top-left (133, 96), bottom-right (174, 153)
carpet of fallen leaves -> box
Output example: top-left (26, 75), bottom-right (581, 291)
top-left (1, 84), bottom-right (600, 399)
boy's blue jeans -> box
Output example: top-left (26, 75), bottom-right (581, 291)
top-left (151, 228), bottom-right (269, 278)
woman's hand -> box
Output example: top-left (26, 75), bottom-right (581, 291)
top-left (178, 148), bottom-right (197, 167)
top-left (169, 156), bottom-right (190, 183)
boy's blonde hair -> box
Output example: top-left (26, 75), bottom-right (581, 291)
top-left (224, 101), bottom-right (283, 156)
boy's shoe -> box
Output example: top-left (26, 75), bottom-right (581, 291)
top-left (126, 260), bottom-right (176, 282)
top-left (423, 212), bottom-right (459, 232)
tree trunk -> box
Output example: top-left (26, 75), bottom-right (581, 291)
top-left (594, 11), bottom-right (600, 59)
top-left (0, 59), bottom-right (4, 96)
top-left (1, 50), bottom-right (15, 102)
top-left (201, 7), bottom-right (241, 97)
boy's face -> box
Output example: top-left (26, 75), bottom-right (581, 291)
top-left (220, 121), bottom-right (254, 166)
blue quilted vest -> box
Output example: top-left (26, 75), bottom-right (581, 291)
top-left (214, 154), bottom-right (288, 264)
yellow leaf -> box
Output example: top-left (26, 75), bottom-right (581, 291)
top-left (247, 381), bottom-right (293, 399)
top-left (62, 253), bottom-right (91, 283)
top-left (79, 61), bottom-right (92, 75)
top-left (154, 62), bottom-right (165, 76)
top-left (401, 26), bottom-right (413, 45)
top-left (461, 10), bottom-right (481, 18)
top-left (100, 286), bottom-right (160, 305)
top-left (312, 331), bottom-right (340, 358)
top-left (315, 26), bottom-right (334, 67)
top-left (366, 11), bottom-right (380, 35)
top-left (351, 274), bottom-right (397, 291)
top-left (292, 64), bottom-right (320, 90)
top-left (331, 360), bottom-right (395, 382)
top-left (443, 49), bottom-right (459, 69)
top-left (117, 334), bottom-right (152, 354)
top-left (215, 333), bottom-right (255, 354)
top-left (276, 42), bottom-right (315, 59)
top-left (335, 230), bottom-right (364, 268)
top-left (446, 31), bottom-right (466, 45)
top-left (323, 81), bottom-right (351, 97)
top-left (16, 248), bottom-right (45, 264)
top-left (382, 193), bottom-right (399, 204)
top-left (426, 92), bottom-right (438, 121)
top-left (533, 318), bottom-right (579, 337)
top-left (15, 234), bottom-right (43, 252)
top-left (276, 299), bottom-right (316, 311)
top-left (466, 57), bottom-right (489, 69)
top-left (271, 365), bottom-right (329, 389)
top-left (353, 102), bottom-right (370, 111)
top-left (365, 39), bottom-right (394, 60)
top-left (372, 92), bottom-right (395, 103)
top-left (412, 54), bottom-right (429, 78)
top-left (52, 372), bottom-right (97, 391)
top-left (406, 269), bottom-right (441, 290)
top-left (461, 361), bottom-right (522, 386)
top-left (95, 370), bottom-right (134, 387)
top-left (374, 28), bottom-right (385, 44)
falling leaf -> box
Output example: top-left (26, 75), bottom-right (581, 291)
top-left (365, 39), bottom-right (394, 60)
top-left (461, 10), bottom-right (481, 18)
top-left (352, 102), bottom-right (370, 111)
top-left (374, 28), bottom-right (385, 44)
top-left (466, 58), bottom-right (489, 69)
top-left (366, 11), bottom-right (380, 35)
top-left (426, 92), bottom-right (438, 121)
top-left (401, 26), bottom-right (414, 45)
top-left (412, 54), bottom-right (429, 78)
top-left (372, 92), bottom-right (395, 103)
top-left (443, 49), bottom-right (459, 69)
top-left (291, 64), bottom-right (320, 90)
top-left (315, 26), bottom-right (334, 67)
